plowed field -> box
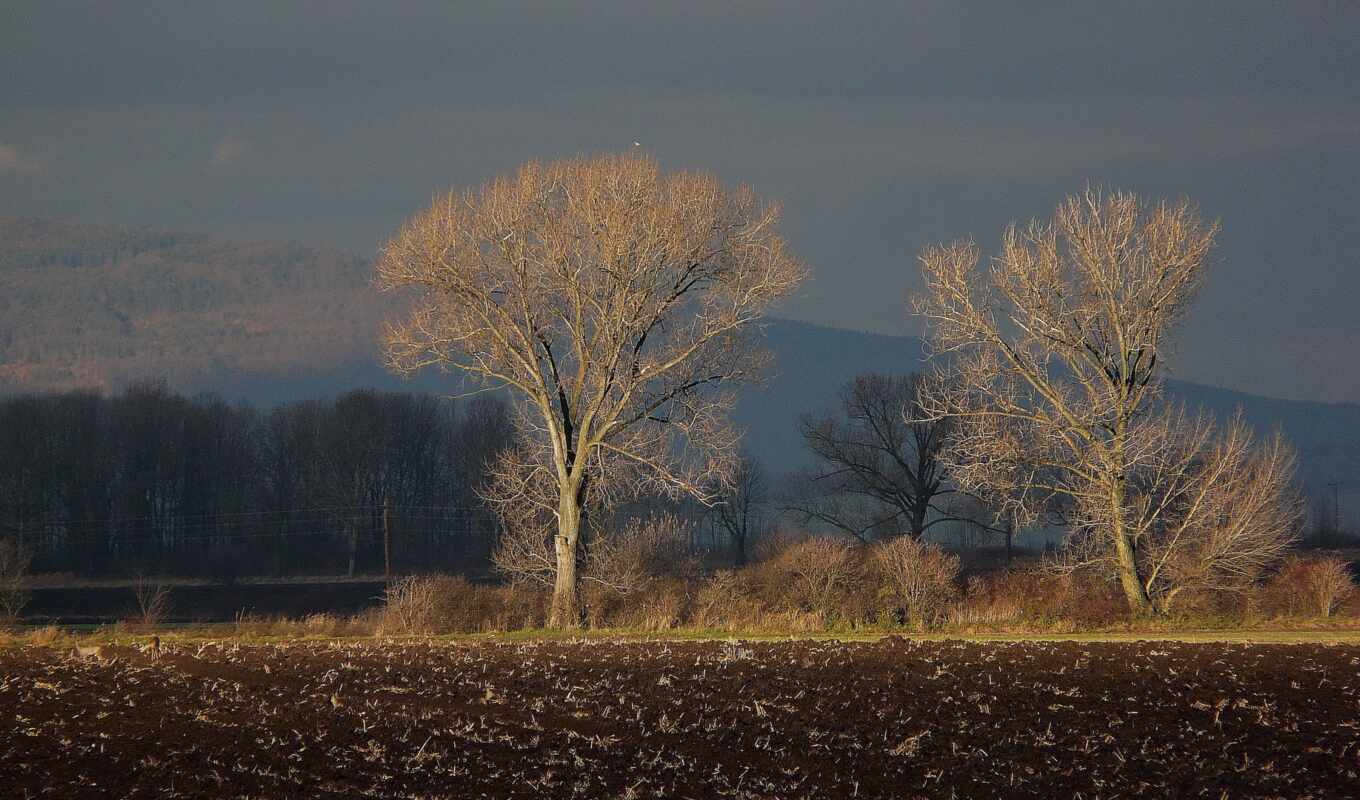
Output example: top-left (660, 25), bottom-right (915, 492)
top-left (2, 638), bottom-right (1357, 798)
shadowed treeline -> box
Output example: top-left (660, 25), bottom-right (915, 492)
top-left (0, 382), bottom-right (511, 578)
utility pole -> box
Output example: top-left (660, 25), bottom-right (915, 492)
top-left (1328, 481), bottom-right (1343, 535)
top-left (382, 496), bottom-right (392, 578)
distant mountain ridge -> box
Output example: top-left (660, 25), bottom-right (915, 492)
top-left (0, 217), bottom-right (385, 392)
top-left (2, 218), bottom-right (1355, 522)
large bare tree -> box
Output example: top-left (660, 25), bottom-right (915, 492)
top-left (377, 155), bottom-right (805, 626)
top-left (785, 373), bottom-right (955, 541)
top-left (914, 189), bottom-right (1298, 614)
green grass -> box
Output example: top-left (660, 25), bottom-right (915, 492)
top-left (10, 625), bottom-right (1360, 650)
top-left (430, 626), bottom-right (1360, 645)
top-left (8, 619), bottom-right (1360, 650)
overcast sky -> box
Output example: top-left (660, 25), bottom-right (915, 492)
top-left (3, 1), bottom-right (1358, 403)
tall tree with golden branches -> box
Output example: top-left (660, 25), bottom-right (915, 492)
top-left (377, 155), bottom-right (805, 626)
top-left (915, 189), bottom-right (1298, 615)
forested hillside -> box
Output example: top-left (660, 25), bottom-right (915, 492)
top-left (0, 217), bottom-right (386, 392)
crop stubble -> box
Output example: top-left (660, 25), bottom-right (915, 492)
top-left (2, 638), bottom-right (1357, 798)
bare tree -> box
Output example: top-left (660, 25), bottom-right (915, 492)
top-left (1062, 409), bottom-right (1300, 612)
top-left (915, 188), bottom-right (1297, 615)
top-left (0, 535), bottom-right (32, 622)
top-left (377, 155), bottom-right (805, 626)
top-left (710, 453), bottom-right (768, 566)
top-left (131, 574), bottom-right (172, 627)
top-left (785, 373), bottom-right (956, 541)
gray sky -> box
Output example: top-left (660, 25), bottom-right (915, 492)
top-left (3, 1), bottom-right (1359, 403)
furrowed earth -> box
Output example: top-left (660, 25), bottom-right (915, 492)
top-left (2, 638), bottom-right (1357, 799)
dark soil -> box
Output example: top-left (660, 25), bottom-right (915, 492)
top-left (2, 638), bottom-right (1357, 798)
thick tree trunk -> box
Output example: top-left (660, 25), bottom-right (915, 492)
top-left (733, 531), bottom-right (747, 568)
top-left (908, 505), bottom-right (929, 540)
top-left (549, 488), bottom-right (583, 628)
top-left (1110, 480), bottom-right (1154, 616)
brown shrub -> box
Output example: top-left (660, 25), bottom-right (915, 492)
top-left (750, 528), bottom-right (807, 563)
top-left (580, 515), bottom-right (698, 629)
top-left (949, 573), bottom-right (1030, 626)
top-left (227, 611), bottom-right (379, 638)
top-left (689, 570), bottom-right (755, 629)
top-left (26, 624), bottom-right (62, 646)
top-left (479, 585), bottom-right (547, 631)
top-left (587, 513), bottom-right (698, 593)
top-left (380, 575), bottom-right (546, 635)
top-left (301, 613), bottom-right (342, 636)
top-left (762, 536), bottom-right (864, 623)
top-left (623, 579), bottom-right (692, 631)
top-left (584, 580), bottom-right (693, 631)
top-left (871, 537), bottom-right (960, 628)
top-left (1261, 557), bottom-right (1357, 618)
top-left (131, 575), bottom-right (172, 627)
top-left (379, 575), bottom-right (444, 634)
top-left (0, 536), bottom-right (32, 622)
top-left (581, 581), bottom-right (626, 629)
top-left (948, 569), bottom-right (1129, 629)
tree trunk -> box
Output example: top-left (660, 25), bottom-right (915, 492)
top-left (1004, 520), bottom-right (1013, 566)
top-left (733, 531), bottom-right (747, 568)
top-left (908, 504), bottom-right (929, 540)
top-left (549, 487), bottom-right (583, 628)
top-left (1110, 480), bottom-right (1154, 616)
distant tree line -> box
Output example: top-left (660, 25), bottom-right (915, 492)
top-left (0, 381), bottom-right (511, 578)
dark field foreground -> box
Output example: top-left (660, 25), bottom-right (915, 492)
top-left (2, 639), bottom-right (1358, 799)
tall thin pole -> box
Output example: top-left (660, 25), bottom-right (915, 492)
top-left (1329, 481), bottom-right (1343, 534)
top-left (383, 496), bottom-right (392, 578)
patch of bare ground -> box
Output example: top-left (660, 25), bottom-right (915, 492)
top-left (2, 638), bottom-right (1357, 798)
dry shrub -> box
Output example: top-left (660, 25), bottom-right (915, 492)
top-left (949, 569), bottom-right (1128, 630)
top-left (871, 537), bottom-right (960, 628)
top-left (379, 575), bottom-right (444, 634)
top-left (781, 537), bottom-right (857, 613)
top-left (228, 611), bottom-right (377, 638)
top-left (746, 535), bottom-right (871, 624)
top-left (1261, 556), bottom-right (1357, 618)
top-left (582, 581), bottom-right (626, 629)
top-left (626, 579), bottom-right (692, 631)
top-left (26, 624), bottom-right (62, 646)
top-left (751, 528), bottom-right (806, 563)
top-left (380, 574), bottom-right (547, 634)
top-left (482, 585), bottom-right (547, 631)
top-left (1159, 586), bottom-right (1255, 621)
top-left (0, 536), bottom-right (33, 622)
top-left (585, 578), bottom-right (692, 630)
top-left (131, 575), bottom-right (172, 626)
top-left (349, 607), bottom-right (384, 636)
top-left (689, 570), bottom-right (827, 631)
top-left (232, 610), bottom-right (268, 636)
top-left (587, 513), bottom-right (697, 592)
top-left (302, 613), bottom-right (341, 636)
top-left (691, 570), bottom-right (763, 629)
top-left (581, 515), bottom-right (697, 629)
top-left (949, 572), bottom-right (1035, 627)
